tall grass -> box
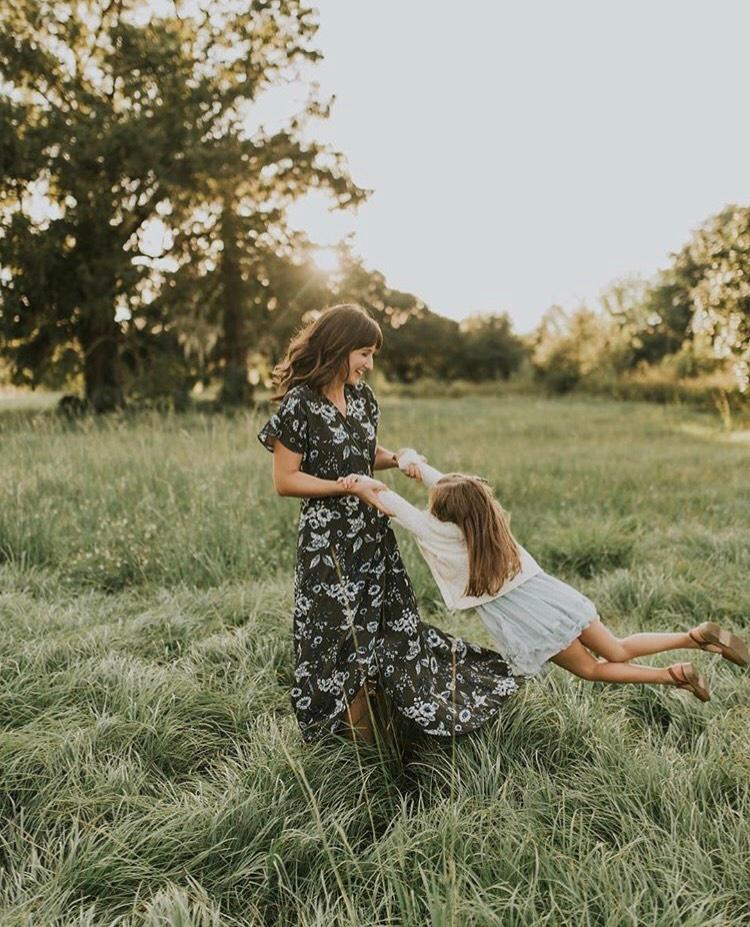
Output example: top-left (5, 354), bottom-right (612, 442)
top-left (1, 396), bottom-right (748, 925)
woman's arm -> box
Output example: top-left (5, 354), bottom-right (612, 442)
top-left (273, 443), bottom-right (388, 503)
top-left (374, 445), bottom-right (424, 479)
top-left (373, 445), bottom-right (399, 471)
top-left (272, 443), bottom-right (343, 497)
top-left (396, 449), bottom-right (444, 488)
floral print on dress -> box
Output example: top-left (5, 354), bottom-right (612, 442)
top-left (258, 381), bottom-right (521, 743)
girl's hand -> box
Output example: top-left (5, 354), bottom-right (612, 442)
top-left (396, 448), bottom-right (427, 481)
top-left (356, 481), bottom-right (393, 515)
top-left (337, 475), bottom-right (392, 514)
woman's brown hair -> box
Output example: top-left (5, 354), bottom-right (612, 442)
top-left (272, 304), bottom-right (383, 399)
top-left (429, 474), bottom-right (521, 597)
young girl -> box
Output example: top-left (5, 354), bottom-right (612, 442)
top-left (338, 452), bottom-right (748, 702)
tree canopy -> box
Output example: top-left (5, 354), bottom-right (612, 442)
top-left (0, 0), bottom-right (365, 409)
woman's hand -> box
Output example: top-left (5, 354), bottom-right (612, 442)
top-left (337, 473), bottom-right (384, 491)
top-left (396, 448), bottom-right (427, 480)
top-left (337, 474), bottom-right (360, 493)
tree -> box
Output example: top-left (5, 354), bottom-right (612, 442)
top-left (161, 235), bottom-right (336, 392)
top-left (158, 116), bottom-right (365, 406)
top-left (330, 254), bottom-right (467, 381)
top-left (600, 273), bottom-right (694, 368)
top-left (601, 208), bottom-right (750, 390)
top-left (458, 312), bottom-right (525, 380)
top-left (679, 206), bottom-right (750, 392)
top-left (531, 304), bottom-right (610, 393)
top-left (0, 0), bottom-right (363, 410)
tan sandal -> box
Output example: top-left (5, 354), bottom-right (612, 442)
top-left (668, 662), bottom-right (710, 702)
top-left (689, 621), bottom-right (749, 668)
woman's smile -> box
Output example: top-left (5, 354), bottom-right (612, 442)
top-left (347, 346), bottom-right (376, 384)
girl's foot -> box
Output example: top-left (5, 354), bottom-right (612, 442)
top-left (689, 621), bottom-right (749, 668)
top-left (668, 662), bottom-right (710, 702)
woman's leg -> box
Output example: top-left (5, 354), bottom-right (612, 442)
top-left (579, 618), bottom-right (714, 662)
top-left (341, 682), bottom-right (378, 745)
top-left (551, 637), bottom-right (675, 685)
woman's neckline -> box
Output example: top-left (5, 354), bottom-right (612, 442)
top-left (321, 383), bottom-right (351, 421)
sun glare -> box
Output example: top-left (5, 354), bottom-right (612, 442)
top-left (310, 246), bottom-right (342, 275)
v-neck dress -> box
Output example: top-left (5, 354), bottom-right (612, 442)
top-left (258, 381), bottom-right (521, 743)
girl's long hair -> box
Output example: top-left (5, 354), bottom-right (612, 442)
top-left (272, 304), bottom-right (383, 399)
top-left (429, 474), bottom-right (521, 597)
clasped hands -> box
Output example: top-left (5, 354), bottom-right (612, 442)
top-left (336, 448), bottom-right (426, 512)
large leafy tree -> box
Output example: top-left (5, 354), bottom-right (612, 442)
top-left (0, 0), bottom-right (364, 410)
top-left (679, 206), bottom-right (750, 391)
top-left (163, 234), bottom-right (336, 394)
top-left (159, 137), bottom-right (364, 406)
top-left (601, 208), bottom-right (750, 388)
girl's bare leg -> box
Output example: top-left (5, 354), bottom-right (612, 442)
top-left (579, 619), bottom-right (718, 662)
top-left (551, 638), bottom-right (674, 685)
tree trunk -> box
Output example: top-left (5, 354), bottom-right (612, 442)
top-left (79, 317), bottom-right (124, 413)
top-left (218, 204), bottom-right (252, 407)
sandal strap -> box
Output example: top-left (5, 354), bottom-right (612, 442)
top-left (688, 629), bottom-right (707, 648)
top-left (668, 665), bottom-right (686, 687)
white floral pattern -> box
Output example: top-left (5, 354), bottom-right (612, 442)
top-left (258, 381), bottom-right (522, 743)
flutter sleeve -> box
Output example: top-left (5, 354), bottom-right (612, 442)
top-left (257, 387), bottom-right (308, 455)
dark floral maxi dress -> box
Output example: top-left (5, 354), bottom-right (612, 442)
top-left (258, 381), bottom-right (521, 743)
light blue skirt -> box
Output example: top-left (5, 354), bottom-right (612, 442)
top-left (476, 572), bottom-right (598, 677)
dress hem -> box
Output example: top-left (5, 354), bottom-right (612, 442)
top-left (299, 674), bottom-right (525, 743)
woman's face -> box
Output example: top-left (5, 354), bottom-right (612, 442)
top-left (344, 345), bottom-right (377, 385)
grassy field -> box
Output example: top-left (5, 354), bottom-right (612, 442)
top-left (1, 394), bottom-right (749, 926)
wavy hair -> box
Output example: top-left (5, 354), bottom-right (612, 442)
top-left (272, 304), bottom-right (383, 400)
top-left (428, 474), bottom-right (521, 597)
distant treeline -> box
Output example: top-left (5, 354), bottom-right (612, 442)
top-left (530, 205), bottom-right (750, 411)
top-left (1, 4), bottom-right (747, 412)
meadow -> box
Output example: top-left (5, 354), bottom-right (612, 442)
top-left (1, 394), bottom-right (749, 926)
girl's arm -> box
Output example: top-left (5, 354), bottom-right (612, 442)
top-left (337, 474), bottom-right (439, 539)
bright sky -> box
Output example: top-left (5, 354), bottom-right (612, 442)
top-left (278, 0), bottom-right (750, 332)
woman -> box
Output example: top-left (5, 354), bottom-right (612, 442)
top-left (258, 304), bottom-right (521, 746)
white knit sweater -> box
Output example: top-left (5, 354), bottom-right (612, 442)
top-left (365, 453), bottom-right (541, 611)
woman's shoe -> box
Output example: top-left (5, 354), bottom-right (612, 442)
top-left (689, 621), bottom-right (749, 668)
top-left (668, 662), bottom-right (710, 702)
